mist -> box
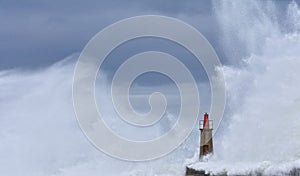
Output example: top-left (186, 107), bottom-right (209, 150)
top-left (1, 0), bottom-right (300, 175)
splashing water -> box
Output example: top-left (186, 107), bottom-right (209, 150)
top-left (1, 1), bottom-right (300, 176)
top-left (188, 1), bottom-right (300, 175)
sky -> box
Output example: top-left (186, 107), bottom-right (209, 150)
top-left (1, 1), bottom-right (296, 69)
top-left (1, 0), bottom-right (296, 83)
top-left (0, 1), bottom-right (215, 68)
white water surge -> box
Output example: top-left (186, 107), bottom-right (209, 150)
top-left (188, 1), bottom-right (300, 175)
top-left (1, 1), bottom-right (300, 176)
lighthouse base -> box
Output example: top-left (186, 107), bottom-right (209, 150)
top-left (185, 167), bottom-right (227, 176)
top-left (185, 166), bottom-right (300, 176)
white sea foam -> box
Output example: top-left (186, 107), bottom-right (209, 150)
top-left (188, 1), bottom-right (300, 175)
top-left (1, 1), bottom-right (300, 176)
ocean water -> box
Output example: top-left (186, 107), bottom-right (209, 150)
top-left (0, 0), bottom-right (300, 176)
top-left (188, 1), bottom-right (300, 175)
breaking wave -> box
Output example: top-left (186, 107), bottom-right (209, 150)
top-left (1, 1), bottom-right (300, 175)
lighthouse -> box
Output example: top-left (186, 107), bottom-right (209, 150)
top-left (199, 113), bottom-right (213, 159)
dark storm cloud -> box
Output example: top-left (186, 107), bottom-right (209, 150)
top-left (0, 0), bottom-right (220, 70)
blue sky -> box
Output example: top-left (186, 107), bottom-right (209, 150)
top-left (0, 0), bottom-right (296, 83)
top-left (0, 0), bottom-right (221, 70)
